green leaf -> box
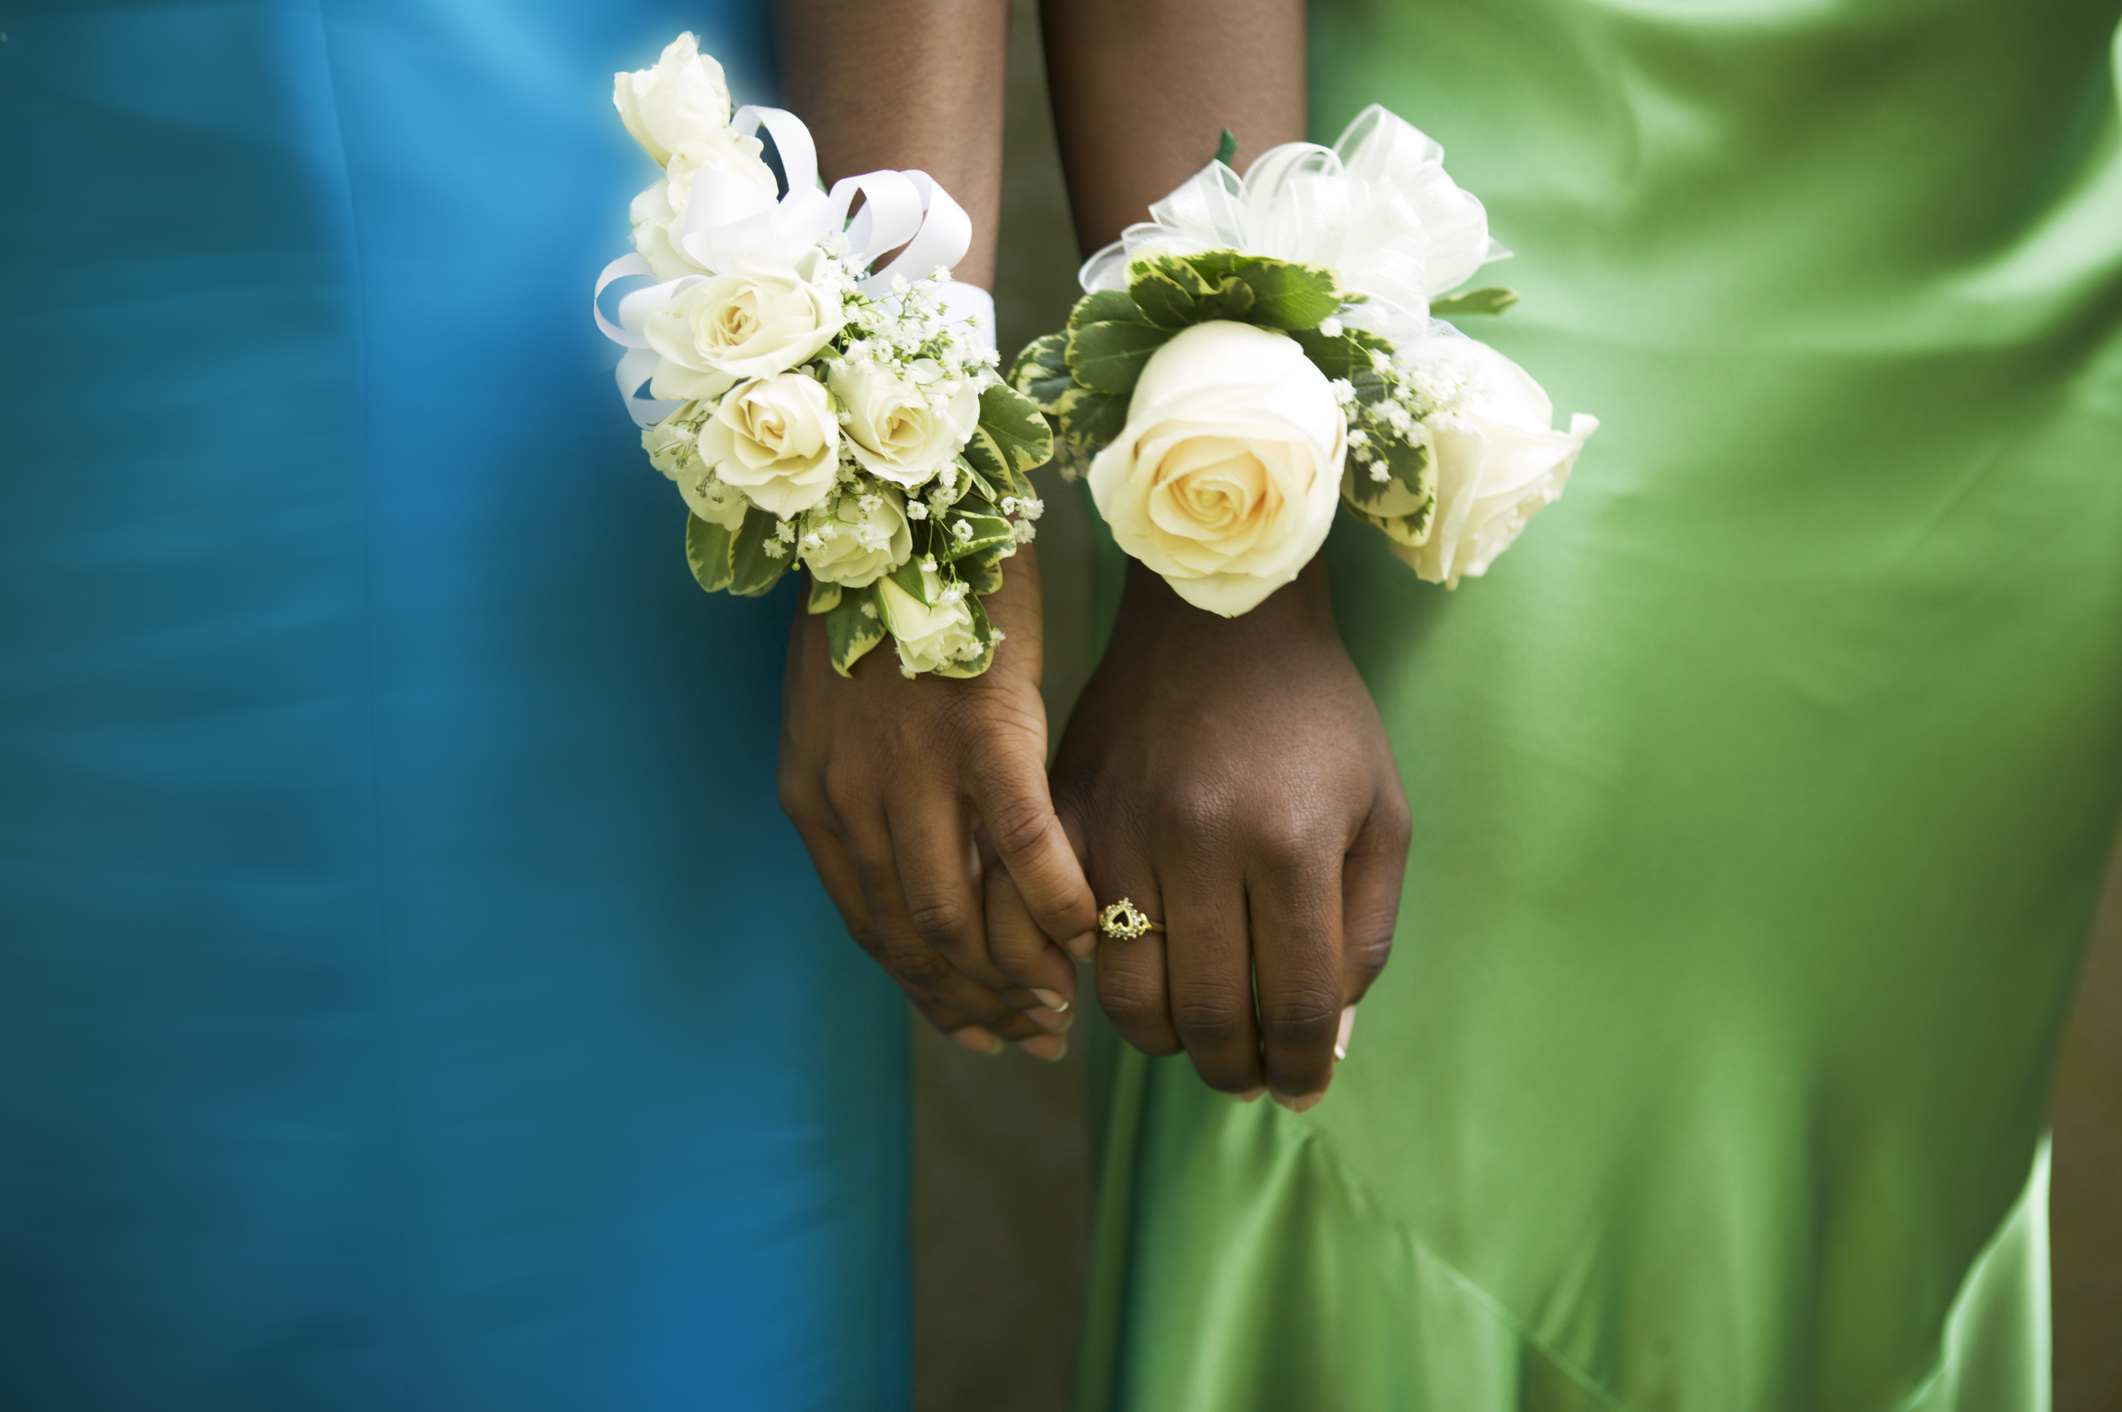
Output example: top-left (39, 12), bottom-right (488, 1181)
top-left (806, 574), bottom-right (842, 615)
top-left (1429, 287), bottom-right (1520, 317)
top-left (958, 546), bottom-right (1005, 597)
top-left (1234, 260), bottom-right (1343, 329)
top-left (1008, 331), bottom-right (1075, 413)
top-left (962, 382), bottom-right (1054, 484)
top-left (684, 513), bottom-right (735, 594)
top-left (1340, 437), bottom-right (1434, 510)
top-left (728, 504), bottom-right (793, 597)
top-left (1289, 324), bottom-right (1393, 381)
top-left (1066, 319), bottom-right (1171, 395)
top-left (1051, 384), bottom-right (1129, 447)
top-left (1196, 275), bottom-right (1255, 322)
top-left (1067, 288), bottom-right (1151, 332)
top-left (886, 556), bottom-right (936, 606)
top-left (929, 596), bottom-right (997, 680)
top-left (1129, 271), bottom-right (1200, 330)
top-left (825, 587), bottom-right (886, 677)
top-left (936, 493), bottom-right (1015, 562)
top-left (1214, 128), bottom-right (1238, 167)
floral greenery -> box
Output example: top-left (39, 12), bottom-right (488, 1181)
top-left (602, 33), bottom-right (1056, 681)
top-left (1009, 249), bottom-right (1515, 552)
top-left (673, 312), bottom-right (1052, 679)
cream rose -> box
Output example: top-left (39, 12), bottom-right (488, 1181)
top-left (1394, 336), bottom-right (1597, 587)
top-left (697, 373), bottom-right (840, 518)
top-left (613, 33), bottom-right (735, 167)
top-left (1088, 321), bottom-right (1347, 616)
top-left (645, 249), bottom-right (845, 401)
top-left (800, 489), bottom-right (913, 588)
top-left (876, 566), bottom-right (984, 676)
top-left (828, 358), bottom-right (980, 489)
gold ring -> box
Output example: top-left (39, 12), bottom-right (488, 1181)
top-left (1098, 898), bottom-right (1164, 941)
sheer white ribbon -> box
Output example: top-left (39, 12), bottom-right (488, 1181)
top-left (1078, 104), bottom-right (1509, 335)
top-left (593, 105), bottom-right (978, 426)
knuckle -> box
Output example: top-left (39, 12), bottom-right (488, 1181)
top-left (1096, 970), bottom-right (1166, 1024)
top-left (1170, 999), bottom-right (1248, 1050)
top-left (982, 793), bottom-right (1054, 867)
top-left (904, 897), bottom-right (973, 949)
top-left (1346, 934), bottom-right (1395, 985)
top-left (882, 938), bottom-right (953, 991)
top-left (819, 775), bottom-right (867, 823)
top-left (1259, 991), bottom-right (1341, 1043)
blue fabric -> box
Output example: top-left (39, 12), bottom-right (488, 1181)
top-left (0, 4), bottom-right (909, 1408)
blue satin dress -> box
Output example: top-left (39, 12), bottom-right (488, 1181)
top-left (0, 5), bottom-right (908, 1408)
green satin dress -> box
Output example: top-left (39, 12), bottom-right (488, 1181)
top-left (1076, 1), bottom-right (2122, 1408)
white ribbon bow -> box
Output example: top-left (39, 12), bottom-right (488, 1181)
top-left (1079, 105), bottom-right (1508, 336)
top-left (593, 105), bottom-right (976, 426)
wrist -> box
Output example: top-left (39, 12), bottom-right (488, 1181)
top-left (1113, 556), bottom-right (1338, 656)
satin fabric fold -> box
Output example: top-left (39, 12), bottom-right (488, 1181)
top-left (0, 4), bottom-right (909, 1408)
top-left (1080, 0), bottom-right (2122, 1406)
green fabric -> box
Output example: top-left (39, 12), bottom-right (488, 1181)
top-left (1078, 2), bottom-right (2122, 1408)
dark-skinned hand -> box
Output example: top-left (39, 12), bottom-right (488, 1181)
top-left (1042, 557), bottom-right (1410, 1106)
top-left (778, 545), bottom-right (1098, 1060)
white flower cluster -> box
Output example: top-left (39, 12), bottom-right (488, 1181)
top-left (1332, 338), bottom-right (1479, 485)
top-left (602, 34), bottom-right (1041, 676)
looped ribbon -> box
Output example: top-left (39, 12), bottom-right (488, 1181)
top-left (594, 106), bottom-right (975, 426)
top-left (1078, 104), bottom-right (1510, 336)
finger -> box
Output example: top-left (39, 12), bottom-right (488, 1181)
top-left (789, 816), bottom-right (883, 956)
top-left (884, 789), bottom-right (1007, 992)
top-left (1160, 863), bottom-right (1263, 1094)
top-left (1086, 830), bottom-right (1181, 1057)
top-left (983, 866), bottom-right (1079, 1012)
top-left (837, 811), bottom-right (1056, 1043)
top-left (892, 976), bottom-right (1004, 1057)
top-left (968, 751), bottom-right (1100, 956)
top-left (1341, 798), bottom-right (1410, 1009)
top-left (1248, 831), bottom-right (1346, 1108)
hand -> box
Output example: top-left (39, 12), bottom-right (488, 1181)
top-left (778, 546), bottom-right (1098, 1059)
top-left (1049, 557), bottom-right (1409, 1106)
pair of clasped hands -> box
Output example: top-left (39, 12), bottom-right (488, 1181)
top-left (778, 543), bottom-right (1411, 1110)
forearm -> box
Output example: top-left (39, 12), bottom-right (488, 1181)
top-left (1040, 0), bottom-right (1307, 252)
top-left (773, 0), bottom-right (1010, 289)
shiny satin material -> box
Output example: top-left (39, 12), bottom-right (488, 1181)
top-left (0, 5), bottom-right (909, 1408)
top-left (1080, 1), bottom-right (2122, 1407)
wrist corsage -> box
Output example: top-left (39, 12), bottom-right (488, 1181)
top-left (1013, 109), bottom-right (1597, 614)
top-left (594, 35), bottom-right (1053, 676)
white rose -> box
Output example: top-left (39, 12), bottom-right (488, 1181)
top-left (697, 373), bottom-right (840, 518)
top-left (645, 249), bottom-right (845, 399)
top-left (612, 33), bottom-right (734, 167)
top-left (800, 489), bottom-right (913, 588)
top-left (876, 566), bottom-right (984, 676)
top-left (828, 358), bottom-right (980, 489)
top-left (1394, 337), bottom-right (1597, 587)
top-left (1088, 321), bottom-right (1347, 617)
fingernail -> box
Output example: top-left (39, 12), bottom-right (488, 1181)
top-left (1064, 932), bottom-right (1099, 959)
top-left (1031, 988), bottom-right (1070, 1013)
top-left (1017, 1032), bottom-right (1069, 1063)
top-left (1027, 1005), bottom-right (1072, 1034)
top-left (1334, 1005), bottom-right (1357, 1063)
top-left (1272, 1092), bottom-right (1323, 1114)
top-left (950, 1026), bottom-right (1005, 1057)
top-left (1234, 1087), bottom-right (1268, 1104)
